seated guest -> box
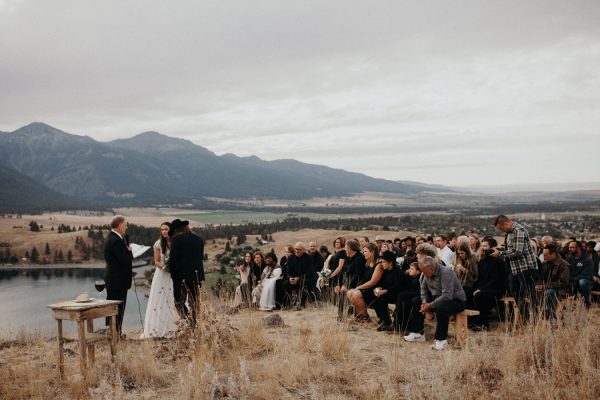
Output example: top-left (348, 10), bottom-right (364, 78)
top-left (283, 242), bottom-right (316, 309)
top-left (359, 236), bottom-right (370, 250)
top-left (348, 250), bottom-right (402, 331)
top-left (416, 243), bottom-right (440, 264)
top-left (330, 239), bottom-right (365, 320)
top-left (435, 235), bottom-right (456, 270)
top-left (455, 243), bottom-right (479, 303)
top-left (536, 243), bottom-right (570, 325)
top-left (251, 251), bottom-right (266, 305)
top-left (469, 240), bottom-right (506, 331)
top-left (400, 249), bottom-right (417, 271)
top-left (404, 256), bottom-right (466, 350)
top-left (308, 241), bottom-right (324, 293)
top-left (346, 243), bottom-right (381, 322)
top-left (258, 253), bottom-right (283, 311)
top-left (394, 262), bottom-right (422, 333)
top-left (567, 240), bottom-right (594, 308)
top-left (469, 233), bottom-right (481, 256)
top-left (319, 245), bottom-right (331, 266)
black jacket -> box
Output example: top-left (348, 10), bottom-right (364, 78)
top-left (169, 231), bottom-right (205, 283)
top-left (473, 256), bottom-right (506, 294)
top-left (287, 253), bottom-right (315, 283)
top-left (104, 231), bottom-right (133, 292)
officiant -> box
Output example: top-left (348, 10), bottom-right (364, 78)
top-left (104, 215), bottom-right (133, 334)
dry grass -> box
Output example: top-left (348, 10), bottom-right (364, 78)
top-left (1, 296), bottom-right (599, 399)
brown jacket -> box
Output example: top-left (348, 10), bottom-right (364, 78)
top-left (538, 256), bottom-right (571, 296)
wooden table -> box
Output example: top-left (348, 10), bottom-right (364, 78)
top-left (48, 299), bottom-right (122, 377)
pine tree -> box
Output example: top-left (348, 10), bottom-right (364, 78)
top-left (57, 249), bottom-right (64, 262)
top-left (30, 247), bottom-right (39, 263)
top-left (67, 250), bottom-right (73, 263)
top-left (225, 241), bottom-right (231, 252)
top-left (45, 242), bottom-right (51, 255)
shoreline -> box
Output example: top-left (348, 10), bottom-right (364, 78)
top-left (0, 260), bottom-right (150, 271)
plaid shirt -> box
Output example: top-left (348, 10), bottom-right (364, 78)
top-left (501, 222), bottom-right (538, 275)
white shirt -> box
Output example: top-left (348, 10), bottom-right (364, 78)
top-left (439, 245), bottom-right (456, 270)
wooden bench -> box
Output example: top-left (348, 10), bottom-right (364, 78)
top-left (455, 309), bottom-right (480, 344)
top-left (591, 291), bottom-right (600, 301)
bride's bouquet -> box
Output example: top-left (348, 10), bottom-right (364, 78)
top-left (316, 268), bottom-right (332, 291)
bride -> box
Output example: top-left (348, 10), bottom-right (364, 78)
top-left (140, 222), bottom-right (180, 338)
top-left (259, 252), bottom-right (283, 311)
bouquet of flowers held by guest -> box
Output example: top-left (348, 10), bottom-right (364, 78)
top-left (317, 267), bottom-right (332, 291)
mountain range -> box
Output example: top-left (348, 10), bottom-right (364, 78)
top-left (0, 122), bottom-right (438, 211)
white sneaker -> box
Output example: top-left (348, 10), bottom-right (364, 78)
top-left (403, 332), bottom-right (425, 342)
top-left (432, 339), bottom-right (448, 350)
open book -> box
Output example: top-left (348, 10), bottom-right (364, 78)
top-left (130, 243), bottom-right (151, 259)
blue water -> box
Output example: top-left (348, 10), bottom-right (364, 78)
top-left (0, 268), bottom-right (149, 336)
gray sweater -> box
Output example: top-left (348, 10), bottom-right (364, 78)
top-left (421, 264), bottom-right (466, 308)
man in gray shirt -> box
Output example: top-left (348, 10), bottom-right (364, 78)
top-left (404, 256), bottom-right (466, 350)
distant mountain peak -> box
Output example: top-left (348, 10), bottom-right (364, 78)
top-left (109, 130), bottom-right (213, 155)
top-left (14, 122), bottom-right (70, 137)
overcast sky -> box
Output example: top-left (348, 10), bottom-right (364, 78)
top-left (1, 0), bottom-right (599, 187)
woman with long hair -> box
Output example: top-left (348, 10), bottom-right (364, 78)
top-left (346, 243), bottom-right (379, 322)
top-left (140, 222), bottom-right (180, 338)
top-left (233, 252), bottom-right (254, 307)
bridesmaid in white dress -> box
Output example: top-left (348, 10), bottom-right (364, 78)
top-left (259, 252), bottom-right (283, 311)
top-left (140, 222), bottom-right (180, 338)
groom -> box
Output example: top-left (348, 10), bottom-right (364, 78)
top-left (168, 219), bottom-right (205, 327)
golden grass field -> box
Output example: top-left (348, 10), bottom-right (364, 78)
top-left (1, 294), bottom-right (599, 400)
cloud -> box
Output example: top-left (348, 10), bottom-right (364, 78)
top-left (1, 1), bottom-right (599, 186)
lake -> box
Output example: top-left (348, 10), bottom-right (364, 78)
top-left (0, 267), bottom-right (150, 336)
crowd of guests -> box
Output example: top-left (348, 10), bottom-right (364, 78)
top-left (232, 215), bottom-right (600, 350)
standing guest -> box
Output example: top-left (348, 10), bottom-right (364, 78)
top-left (469, 240), bottom-right (506, 331)
top-left (169, 219), bottom-right (205, 327)
top-left (435, 235), bottom-right (456, 270)
top-left (104, 215), bottom-right (133, 335)
top-left (415, 236), bottom-right (426, 246)
top-left (404, 256), bottom-right (466, 350)
top-left (567, 241), bottom-right (594, 307)
top-left (283, 242), bottom-right (316, 309)
top-left (346, 243), bottom-right (379, 322)
top-left (455, 244), bottom-right (479, 301)
top-left (233, 252), bottom-right (253, 308)
top-left (394, 262), bottom-right (422, 333)
top-left (141, 222), bottom-right (179, 338)
top-left (491, 215), bottom-right (538, 322)
top-left (536, 244), bottom-right (571, 326)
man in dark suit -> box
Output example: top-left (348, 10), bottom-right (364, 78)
top-left (168, 219), bottom-right (205, 327)
top-left (104, 215), bottom-right (133, 334)
top-left (283, 242), bottom-right (316, 309)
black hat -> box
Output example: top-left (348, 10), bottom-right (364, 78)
top-left (381, 250), bottom-right (396, 263)
top-left (169, 219), bottom-right (189, 236)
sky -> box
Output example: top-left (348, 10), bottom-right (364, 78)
top-left (1, 0), bottom-right (599, 187)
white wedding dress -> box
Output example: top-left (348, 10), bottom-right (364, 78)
top-left (140, 240), bottom-right (180, 338)
top-left (259, 267), bottom-right (282, 311)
